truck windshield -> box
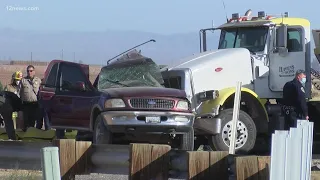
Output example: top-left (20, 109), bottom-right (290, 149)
top-left (218, 26), bottom-right (269, 52)
top-left (97, 59), bottom-right (164, 89)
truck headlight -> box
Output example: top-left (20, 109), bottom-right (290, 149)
top-left (105, 98), bottom-right (126, 108)
top-left (176, 100), bottom-right (189, 110)
top-left (197, 90), bottom-right (219, 102)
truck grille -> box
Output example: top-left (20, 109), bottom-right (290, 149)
top-left (129, 98), bottom-right (175, 109)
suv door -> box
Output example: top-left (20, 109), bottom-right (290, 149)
top-left (39, 62), bottom-right (59, 122)
top-left (51, 62), bottom-right (99, 130)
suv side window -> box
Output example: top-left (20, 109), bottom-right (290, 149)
top-left (45, 63), bottom-right (58, 88)
top-left (59, 63), bottom-right (90, 91)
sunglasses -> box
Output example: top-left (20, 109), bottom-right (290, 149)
top-left (27, 69), bottom-right (34, 72)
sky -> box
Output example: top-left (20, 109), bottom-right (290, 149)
top-left (0, 0), bottom-right (319, 34)
top-left (0, 0), bottom-right (320, 67)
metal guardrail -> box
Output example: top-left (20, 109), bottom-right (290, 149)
top-left (90, 144), bottom-right (130, 175)
top-left (0, 141), bottom-right (51, 170)
top-left (270, 120), bottom-right (314, 180)
top-left (0, 141), bottom-right (188, 177)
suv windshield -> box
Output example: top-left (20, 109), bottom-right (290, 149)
top-left (218, 26), bottom-right (269, 52)
top-left (98, 58), bottom-right (164, 89)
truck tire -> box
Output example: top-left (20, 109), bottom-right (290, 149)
top-left (180, 127), bottom-right (194, 151)
top-left (311, 68), bottom-right (320, 98)
top-left (210, 109), bottom-right (256, 154)
top-left (93, 114), bottom-right (112, 144)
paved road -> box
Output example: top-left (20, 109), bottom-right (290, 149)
top-left (75, 174), bottom-right (185, 180)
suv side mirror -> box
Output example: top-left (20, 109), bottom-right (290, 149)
top-left (74, 81), bottom-right (86, 92)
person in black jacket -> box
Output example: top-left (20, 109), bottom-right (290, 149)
top-left (282, 69), bottom-right (308, 130)
top-left (0, 91), bottom-right (22, 140)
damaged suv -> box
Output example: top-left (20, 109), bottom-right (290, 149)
top-left (40, 51), bottom-right (195, 150)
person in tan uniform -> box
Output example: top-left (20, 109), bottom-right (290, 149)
top-left (19, 65), bottom-right (42, 131)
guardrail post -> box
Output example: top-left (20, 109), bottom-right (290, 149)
top-left (229, 81), bottom-right (242, 154)
top-left (187, 151), bottom-right (228, 179)
top-left (41, 147), bottom-right (61, 180)
top-left (129, 143), bottom-right (171, 180)
top-left (53, 139), bottom-right (76, 180)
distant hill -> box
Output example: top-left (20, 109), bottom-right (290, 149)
top-left (0, 28), bottom-right (220, 66)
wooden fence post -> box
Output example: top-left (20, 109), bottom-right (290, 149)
top-left (75, 141), bottom-right (92, 175)
top-left (235, 156), bottom-right (271, 180)
top-left (129, 143), bottom-right (171, 180)
top-left (188, 151), bottom-right (229, 180)
top-left (41, 147), bottom-right (61, 180)
top-left (257, 156), bottom-right (271, 180)
top-left (53, 139), bottom-right (76, 180)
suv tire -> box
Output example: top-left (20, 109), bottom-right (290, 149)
top-left (180, 127), bottom-right (194, 151)
top-left (93, 114), bottom-right (112, 144)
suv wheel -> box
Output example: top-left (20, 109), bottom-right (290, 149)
top-left (210, 109), bottom-right (256, 154)
top-left (93, 115), bottom-right (112, 144)
top-left (179, 127), bottom-right (194, 151)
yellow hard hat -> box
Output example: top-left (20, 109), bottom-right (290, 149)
top-left (12, 71), bottom-right (23, 80)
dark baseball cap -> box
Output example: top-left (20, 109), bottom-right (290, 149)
top-left (296, 69), bottom-right (305, 75)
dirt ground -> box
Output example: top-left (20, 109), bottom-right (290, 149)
top-left (0, 169), bottom-right (42, 180)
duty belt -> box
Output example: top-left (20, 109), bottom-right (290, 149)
top-left (282, 105), bottom-right (295, 115)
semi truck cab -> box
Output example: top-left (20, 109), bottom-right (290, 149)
top-left (161, 9), bottom-right (316, 153)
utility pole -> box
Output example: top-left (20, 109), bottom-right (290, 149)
top-left (31, 52), bottom-right (33, 62)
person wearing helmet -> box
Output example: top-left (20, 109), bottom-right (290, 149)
top-left (0, 71), bottom-right (23, 140)
top-left (4, 71), bottom-right (23, 96)
top-left (4, 71), bottom-right (23, 129)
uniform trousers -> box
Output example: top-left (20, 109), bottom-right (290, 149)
top-left (0, 95), bottom-right (16, 140)
top-left (283, 106), bottom-right (304, 130)
top-left (22, 101), bottom-right (40, 131)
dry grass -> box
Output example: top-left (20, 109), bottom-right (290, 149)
top-left (0, 64), bottom-right (101, 85)
top-left (0, 169), bottom-right (42, 180)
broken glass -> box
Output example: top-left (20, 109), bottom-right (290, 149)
top-left (98, 57), bottom-right (164, 89)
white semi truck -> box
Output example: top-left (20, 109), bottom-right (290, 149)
top-left (161, 9), bottom-right (320, 153)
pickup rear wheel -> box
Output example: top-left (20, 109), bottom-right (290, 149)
top-left (210, 109), bottom-right (256, 154)
top-left (93, 114), bottom-right (112, 144)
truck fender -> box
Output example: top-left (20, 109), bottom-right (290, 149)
top-left (200, 87), bottom-right (269, 133)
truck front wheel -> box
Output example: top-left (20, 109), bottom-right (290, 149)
top-left (93, 114), bottom-right (112, 144)
top-left (210, 109), bottom-right (256, 154)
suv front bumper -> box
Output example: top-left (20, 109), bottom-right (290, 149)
top-left (101, 111), bottom-right (195, 134)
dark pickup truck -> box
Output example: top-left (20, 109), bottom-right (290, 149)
top-left (39, 54), bottom-right (195, 150)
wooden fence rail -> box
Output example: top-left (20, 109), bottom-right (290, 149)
top-left (2, 139), bottom-right (320, 179)
top-left (49, 139), bottom-right (274, 180)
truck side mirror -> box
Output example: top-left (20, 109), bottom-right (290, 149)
top-left (277, 24), bottom-right (287, 48)
top-left (276, 24), bottom-right (288, 56)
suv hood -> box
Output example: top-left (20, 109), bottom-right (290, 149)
top-left (100, 87), bottom-right (186, 98)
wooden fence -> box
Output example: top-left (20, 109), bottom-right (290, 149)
top-left (51, 139), bottom-right (272, 180)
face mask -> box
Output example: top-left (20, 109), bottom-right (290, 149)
top-left (300, 77), bottom-right (306, 84)
top-left (15, 80), bottom-right (20, 85)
